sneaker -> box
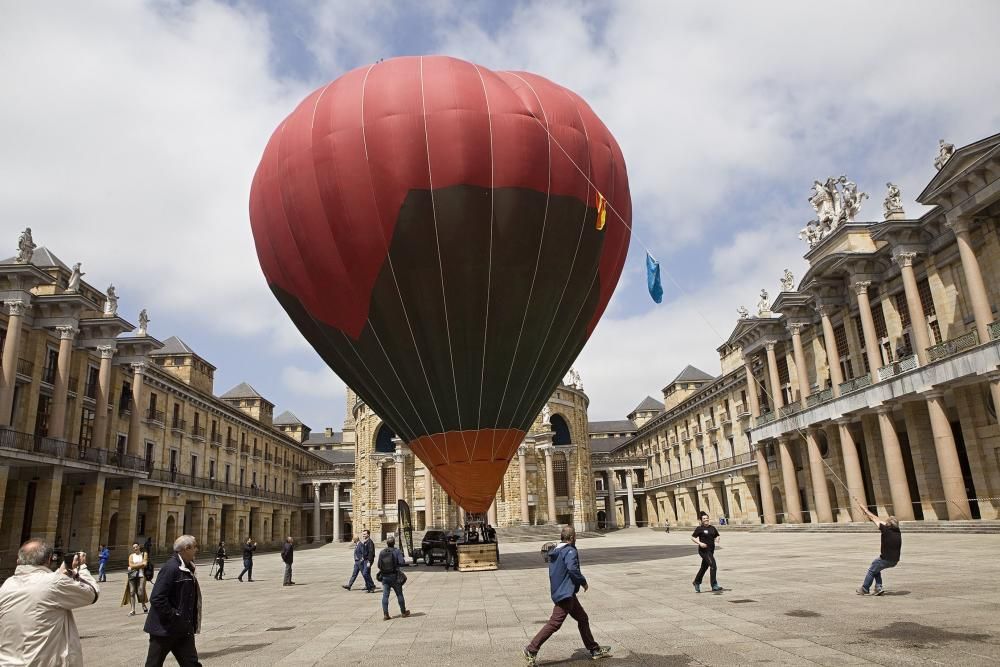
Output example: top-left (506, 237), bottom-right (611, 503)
top-left (873, 587), bottom-right (885, 596)
top-left (128, 611), bottom-right (136, 616)
top-left (590, 646), bottom-right (612, 660)
top-left (383, 613), bottom-right (391, 621)
top-left (693, 582), bottom-right (701, 593)
top-left (522, 647), bottom-right (538, 666)
top-left (856, 587), bottom-right (869, 595)
top-left (711, 585), bottom-right (723, 592)
top-left (401, 609), bottom-right (411, 618)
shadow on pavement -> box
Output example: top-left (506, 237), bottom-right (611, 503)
top-left (491, 545), bottom-right (693, 572)
top-left (543, 648), bottom-right (693, 665)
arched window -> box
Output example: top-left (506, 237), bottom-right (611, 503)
top-left (375, 424), bottom-right (396, 453)
top-left (550, 414), bottom-right (572, 445)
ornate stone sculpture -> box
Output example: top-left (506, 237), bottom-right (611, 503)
top-left (933, 139), bottom-right (955, 171)
top-left (737, 305), bottom-right (749, 319)
top-left (15, 228), bottom-right (36, 264)
top-left (756, 289), bottom-right (770, 316)
top-left (571, 368), bottom-right (582, 390)
top-left (66, 262), bottom-right (84, 293)
top-left (540, 404), bottom-right (550, 425)
top-left (800, 176), bottom-right (869, 248)
top-left (137, 308), bottom-right (150, 336)
top-left (883, 182), bottom-right (904, 219)
top-left (104, 284), bottom-right (118, 316)
top-left (780, 269), bottom-right (795, 292)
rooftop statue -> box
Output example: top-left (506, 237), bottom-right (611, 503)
top-left (15, 227), bottom-right (35, 264)
top-left (104, 284), bottom-right (118, 316)
top-left (756, 289), bottom-right (770, 316)
top-left (800, 176), bottom-right (869, 248)
top-left (66, 262), bottom-right (84, 293)
top-left (137, 308), bottom-right (150, 336)
top-left (933, 139), bottom-right (955, 171)
top-left (737, 305), bottom-right (749, 319)
top-left (780, 269), bottom-right (795, 292)
top-left (883, 182), bottom-right (904, 219)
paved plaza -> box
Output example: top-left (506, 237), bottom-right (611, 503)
top-left (77, 529), bottom-right (1000, 666)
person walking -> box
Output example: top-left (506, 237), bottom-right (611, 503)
top-left (143, 535), bottom-right (203, 667)
top-left (359, 530), bottom-right (376, 592)
top-left (123, 542), bottom-right (149, 615)
top-left (376, 536), bottom-right (409, 620)
top-left (214, 542), bottom-right (226, 581)
top-left (342, 537), bottom-right (365, 590)
top-left (856, 503), bottom-right (902, 596)
top-left (237, 537), bottom-right (256, 582)
top-left (691, 512), bottom-right (722, 593)
top-left (97, 544), bottom-right (110, 582)
top-left (523, 525), bottom-right (611, 665)
top-left (0, 540), bottom-right (100, 667)
top-left (281, 536), bottom-right (295, 586)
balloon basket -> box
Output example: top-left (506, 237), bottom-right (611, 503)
top-left (457, 542), bottom-right (498, 572)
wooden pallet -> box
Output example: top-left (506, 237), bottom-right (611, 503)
top-left (457, 542), bottom-right (498, 571)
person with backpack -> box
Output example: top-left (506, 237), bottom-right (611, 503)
top-left (523, 525), bottom-right (611, 665)
top-left (376, 536), bottom-right (410, 621)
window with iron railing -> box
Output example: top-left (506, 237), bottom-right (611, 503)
top-left (381, 467), bottom-right (396, 505)
top-left (553, 456), bottom-right (569, 496)
top-left (834, 322), bottom-right (853, 380)
top-left (78, 406), bottom-right (94, 448)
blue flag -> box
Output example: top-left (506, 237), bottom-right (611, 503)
top-left (646, 252), bottom-right (663, 304)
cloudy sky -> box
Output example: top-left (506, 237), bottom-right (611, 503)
top-left (4, 1), bottom-right (1000, 431)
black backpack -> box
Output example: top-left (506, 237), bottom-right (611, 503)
top-left (377, 548), bottom-right (397, 574)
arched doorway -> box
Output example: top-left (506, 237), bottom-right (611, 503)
top-left (107, 512), bottom-right (118, 547)
top-left (550, 414), bottom-right (572, 445)
top-left (165, 515), bottom-right (176, 544)
top-left (207, 516), bottom-right (216, 544)
top-left (263, 519), bottom-right (270, 544)
top-left (238, 518), bottom-right (245, 539)
top-left (597, 510), bottom-right (607, 529)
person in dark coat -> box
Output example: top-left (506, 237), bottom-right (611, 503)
top-left (281, 536), bottom-right (295, 586)
top-left (143, 535), bottom-right (202, 667)
top-left (445, 532), bottom-right (459, 572)
top-left (359, 530), bottom-right (376, 592)
top-left (376, 536), bottom-right (409, 620)
top-left (213, 542), bottom-right (226, 581)
top-left (691, 512), bottom-right (722, 593)
top-left (523, 526), bottom-right (610, 665)
top-left (342, 537), bottom-right (365, 590)
top-left (237, 537), bottom-right (256, 582)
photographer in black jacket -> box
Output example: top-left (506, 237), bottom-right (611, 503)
top-left (144, 535), bottom-right (202, 667)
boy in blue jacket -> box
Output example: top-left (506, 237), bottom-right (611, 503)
top-left (523, 525), bottom-right (610, 665)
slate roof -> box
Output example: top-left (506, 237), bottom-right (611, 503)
top-left (151, 336), bottom-right (197, 356)
top-left (304, 431), bottom-right (344, 446)
top-left (669, 365), bottom-right (715, 385)
top-left (589, 435), bottom-right (631, 454)
top-left (273, 410), bottom-right (304, 426)
top-left (314, 449), bottom-right (354, 466)
top-left (220, 382), bottom-right (264, 400)
top-left (0, 246), bottom-right (71, 271)
top-left (631, 396), bottom-right (664, 413)
top-left (588, 419), bottom-right (637, 434)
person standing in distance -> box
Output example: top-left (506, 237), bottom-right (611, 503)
top-left (856, 503), bottom-right (901, 596)
top-left (281, 536), bottom-right (295, 586)
top-left (691, 512), bottom-right (722, 592)
top-left (97, 544), bottom-right (110, 583)
top-left (523, 525), bottom-right (611, 665)
top-left (214, 542), bottom-right (226, 581)
top-left (237, 537), bottom-right (256, 582)
top-left (359, 530), bottom-right (376, 592)
top-left (144, 535), bottom-right (202, 667)
top-left (0, 540), bottom-right (99, 666)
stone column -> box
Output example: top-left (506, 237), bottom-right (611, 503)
top-left (854, 281), bottom-right (883, 378)
top-left (487, 500), bottom-right (497, 526)
top-left (625, 468), bottom-right (636, 527)
top-left (743, 358), bottom-right (762, 418)
top-left (925, 391), bottom-right (972, 520)
top-left (777, 437), bottom-right (802, 522)
top-left (817, 305), bottom-right (844, 396)
top-left (518, 444), bottom-right (530, 525)
top-left (789, 323), bottom-right (811, 406)
top-left (804, 429), bottom-right (833, 523)
top-left (765, 341), bottom-right (784, 409)
top-left (895, 252), bottom-right (932, 364)
top-left (875, 406), bottom-right (914, 520)
top-left (117, 479), bottom-right (140, 547)
top-left (48, 325), bottom-right (77, 440)
top-left (332, 482), bottom-right (341, 542)
top-left (423, 467), bottom-right (434, 528)
top-left (833, 419), bottom-right (868, 521)
top-left (606, 469), bottom-right (618, 528)
top-left (312, 483), bottom-right (321, 542)
top-left (31, 467), bottom-right (64, 544)
top-left (127, 362), bottom-right (146, 456)
top-left (947, 216), bottom-right (993, 343)
top-left (753, 445), bottom-right (777, 524)
top-left (0, 300), bottom-right (27, 426)
top-left (92, 345), bottom-right (115, 449)
top-left (542, 447), bottom-right (557, 524)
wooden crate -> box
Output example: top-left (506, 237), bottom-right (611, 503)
top-left (457, 542), bottom-right (498, 571)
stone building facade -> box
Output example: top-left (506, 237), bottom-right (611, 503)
top-left (613, 132), bottom-right (1000, 526)
top-left (349, 378), bottom-right (598, 539)
top-left (0, 246), bottom-right (330, 572)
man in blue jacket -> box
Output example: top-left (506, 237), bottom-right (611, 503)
top-left (523, 526), bottom-right (610, 665)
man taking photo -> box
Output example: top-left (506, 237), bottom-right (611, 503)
top-left (0, 539), bottom-right (99, 666)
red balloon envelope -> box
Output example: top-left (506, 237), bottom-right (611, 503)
top-left (250, 56), bottom-right (631, 512)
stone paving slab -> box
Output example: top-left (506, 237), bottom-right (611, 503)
top-left (74, 529), bottom-right (1000, 666)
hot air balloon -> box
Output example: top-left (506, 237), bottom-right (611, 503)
top-left (250, 56), bottom-right (631, 513)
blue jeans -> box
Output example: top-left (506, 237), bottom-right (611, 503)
top-left (347, 560), bottom-right (362, 588)
top-left (381, 575), bottom-right (405, 614)
top-left (862, 557), bottom-right (897, 591)
top-left (239, 557), bottom-right (253, 580)
top-left (98, 561), bottom-right (107, 581)
top-left (361, 561), bottom-right (375, 590)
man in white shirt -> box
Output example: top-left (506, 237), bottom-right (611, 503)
top-left (0, 539), bottom-right (100, 666)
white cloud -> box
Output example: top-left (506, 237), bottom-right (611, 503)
top-left (280, 365), bottom-right (344, 399)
